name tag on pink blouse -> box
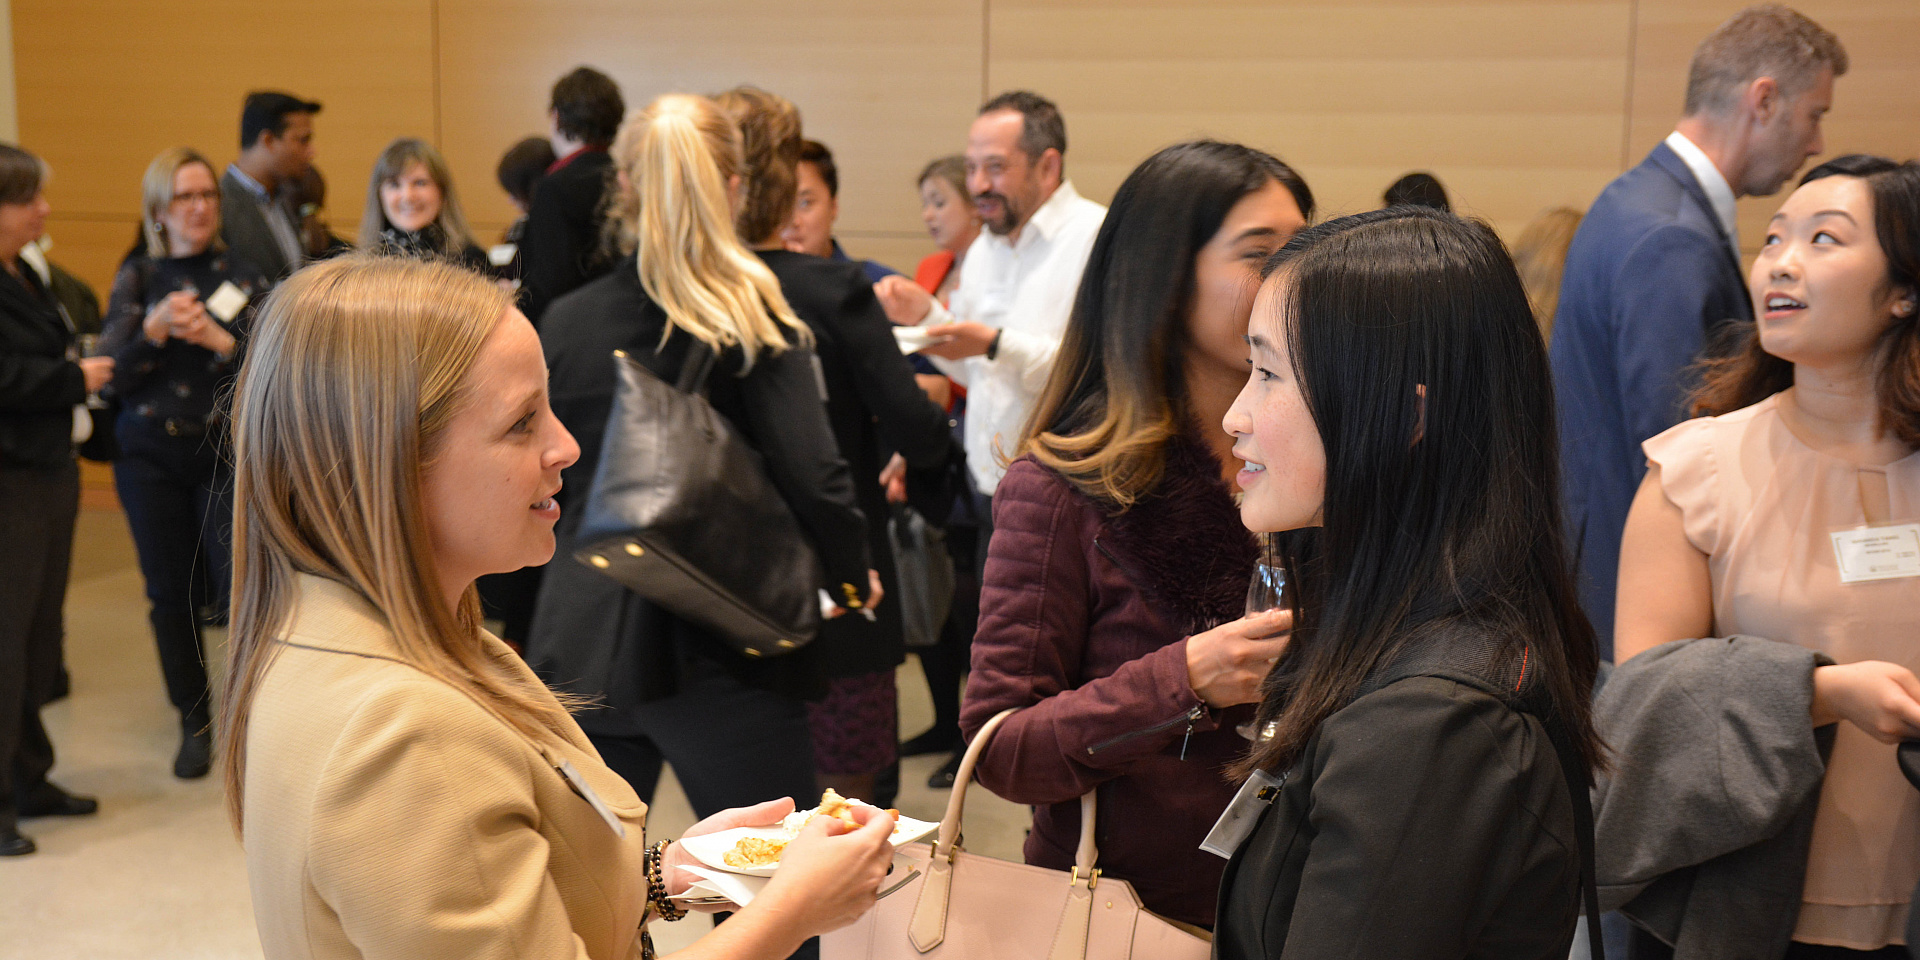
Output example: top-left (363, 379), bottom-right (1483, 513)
top-left (1831, 522), bottom-right (1920, 583)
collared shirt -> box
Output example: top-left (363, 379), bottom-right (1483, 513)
top-left (932, 180), bottom-right (1105, 495)
top-left (225, 164), bottom-right (305, 270)
top-left (1664, 131), bottom-right (1740, 256)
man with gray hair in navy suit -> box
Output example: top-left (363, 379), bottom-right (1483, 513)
top-left (1549, 5), bottom-right (1845, 661)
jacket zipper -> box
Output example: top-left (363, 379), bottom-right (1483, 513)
top-left (1086, 704), bottom-right (1206, 758)
top-left (1086, 534), bottom-right (1208, 760)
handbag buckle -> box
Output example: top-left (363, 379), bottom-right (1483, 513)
top-left (1068, 866), bottom-right (1100, 890)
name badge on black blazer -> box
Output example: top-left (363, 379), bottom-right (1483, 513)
top-left (557, 760), bottom-right (626, 838)
top-left (1200, 767), bottom-right (1287, 859)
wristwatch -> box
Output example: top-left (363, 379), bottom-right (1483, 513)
top-left (985, 329), bottom-right (1003, 361)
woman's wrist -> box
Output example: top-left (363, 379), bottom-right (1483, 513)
top-left (643, 839), bottom-right (689, 922)
top-left (1810, 664), bottom-right (1841, 727)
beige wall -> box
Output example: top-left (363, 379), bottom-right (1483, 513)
top-left (14, 0), bottom-right (1920, 299)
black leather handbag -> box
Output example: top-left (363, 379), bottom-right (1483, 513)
top-left (573, 344), bottom-right (825, 658)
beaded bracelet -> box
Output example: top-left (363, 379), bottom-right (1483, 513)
top-left (643, 839), bottom-right (688, 923)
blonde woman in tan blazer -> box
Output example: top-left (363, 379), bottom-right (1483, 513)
top-left (216, 254), bottom-right (895, 960)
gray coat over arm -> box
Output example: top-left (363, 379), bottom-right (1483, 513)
top-left (1592, 635), bottom-right (1836, 960)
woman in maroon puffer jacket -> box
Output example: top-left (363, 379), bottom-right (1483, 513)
top-left (959, 141), bottom-right (1313, 930)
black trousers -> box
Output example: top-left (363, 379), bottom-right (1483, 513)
top-left (580, 655), bottom-right (817, 819)
top-left (583, 657), bottom-right (820, 960)
top-left (112, 423), bottom-right (231, 728)
top-left (0, 460), bottom-right (79, 833)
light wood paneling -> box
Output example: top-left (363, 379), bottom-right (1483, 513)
top-left (12, 0), bottom-right (1920, 295)
top-left (436, 0), bottom-right (985, 247)
top-left (1625, 0), bottom-right (1920, 257)
top-left (13, 0), bottom-right (436, 284)
top-left (989, 0), bottom-right (1634, 241)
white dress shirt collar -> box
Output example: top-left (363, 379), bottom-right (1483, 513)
top-left (1664, 131), bottom-right (1739, 248)
top-left (993, 179), bottom-right (1087, 250)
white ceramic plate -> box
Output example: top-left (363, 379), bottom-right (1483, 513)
top-left (678, 810), bottom-right (940, 878)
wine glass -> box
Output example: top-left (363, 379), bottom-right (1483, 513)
top-left (1245, 534), bottom-right (1293, 616)
top-left (1238, 534), bottom-right (1291, 741)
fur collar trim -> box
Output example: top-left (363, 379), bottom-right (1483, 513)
top-left (1098, 429), bottom-right (1258, 636)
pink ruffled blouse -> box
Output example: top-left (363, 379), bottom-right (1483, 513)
top-left (1644, 393), bottom-right (1920, 949)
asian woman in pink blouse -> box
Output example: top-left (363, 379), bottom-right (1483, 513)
top-left (1617, 154), bottom-right (1920, 955)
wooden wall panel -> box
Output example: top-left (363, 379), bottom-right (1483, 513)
top-left (988, 0), bottom-right (1633, 242)
top-left (437, 0), bottom-right (984, 273)
top-left (11, 0), bottom-right (1920, 293)
top-left (13, 0), bottom-right (437, 293)
top-left (1626, 0), bottom-right (1920, 257)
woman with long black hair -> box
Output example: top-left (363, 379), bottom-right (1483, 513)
top-left (959, 139), bottom-right (1312, 930)
top-left (1213, 207), bottom-right (1602, 958)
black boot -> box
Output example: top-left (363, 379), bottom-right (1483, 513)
top-left (174, 721), bottom-right (213, 780)
top-left (17, 781), bottom-right (98, 817)
top-left (0, 816), bottom-right (33, 857)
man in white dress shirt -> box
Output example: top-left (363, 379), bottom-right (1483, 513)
top-left (876, 91), bottom-right (1106, 534)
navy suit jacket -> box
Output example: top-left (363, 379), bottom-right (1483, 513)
top-left (1548, 142), bottom-right (1754, 659)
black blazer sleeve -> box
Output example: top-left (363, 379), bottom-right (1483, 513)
top-left (827, 275), bottom-right (952, 470)
top-left (0, 345), bottom-right (82, 412)
top-left (736, 344), bottom-right (874, 601)
top-left (99, 258), bottom-right (166, 397)
top-left (0, 274), bottom-right (83, 414)
top-left (520, 160), bottom-right (609, 324)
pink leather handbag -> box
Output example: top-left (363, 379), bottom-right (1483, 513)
top-left (823, 709), bottom-right (1213, 960)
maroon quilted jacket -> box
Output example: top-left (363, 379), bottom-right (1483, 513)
top-left (960, 433), bottom-right (1259, 929)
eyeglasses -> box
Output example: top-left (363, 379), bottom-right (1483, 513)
top-left (169, 190), bottom-right (219, 208)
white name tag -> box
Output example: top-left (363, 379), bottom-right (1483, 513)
top-left (205, 281), bottom-right (249, 323)
top-left (557, 759), bottom-right (626, 838)
top-left (1199, 767), bottom-right (1287, 859)
top-left (1830, 523), bottom-right (1920, 583)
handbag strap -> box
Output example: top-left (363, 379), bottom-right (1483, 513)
top-left (673, 339), bottom-right (717, 395)
top-left (932, 708), bottom-right (1100, 872)
top-left (914, 708), bottom-right (1106, 957)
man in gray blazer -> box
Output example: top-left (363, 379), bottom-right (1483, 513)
top-left (220, 91), bottom-right (321, 280)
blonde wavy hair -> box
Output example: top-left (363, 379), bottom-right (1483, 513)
top-left (606, 93), bottom-right (809, 367)
top-left (217, 254), bottom-right (578, 829)
top-left (141, 147), bottom-right (225, 259)
top-left (358, 137), bottom-right (481, 254)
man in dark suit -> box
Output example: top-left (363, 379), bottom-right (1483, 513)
top-left (1551, 5), bottom-right (1845, 660)
top-left (219, 91), bottom-right (320, 281)
top-left (520, 66), bottom-right (623, 325)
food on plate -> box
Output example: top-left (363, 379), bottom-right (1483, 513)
top-left (722, 836), bottom-right (789, 868)
top-left (718, 790), bottom-right (900, 869)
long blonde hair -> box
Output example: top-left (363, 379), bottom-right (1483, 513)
top-left (1509, 206), bottom-right (1583, 341)
top-left (608, 93), bottom-right (809, 366)
top-left (358, 137), bottom-right (481, 254)
top-left (218, 254), bottom-right (577, 829)
top-left (141, 147), bottom-right (224, 259)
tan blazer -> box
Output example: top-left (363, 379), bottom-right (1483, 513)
top-left (242, 574), bottom-right (651, 960)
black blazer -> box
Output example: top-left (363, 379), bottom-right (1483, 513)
top-left (523, 257), bottom-right (871, 705)
top-left (520, 149), bottom-right (614, 324)
top-left (0, 264), bottom-right (85, 469)
top-left (759, 249), bottom-right (955, 676)
top-left (1214, 631), bottom-right (1582, 959)
top-left (218, 169), bottom-right (296, 280)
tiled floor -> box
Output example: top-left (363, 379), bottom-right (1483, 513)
top-left (1, 506), bottom-right (1030, 959)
